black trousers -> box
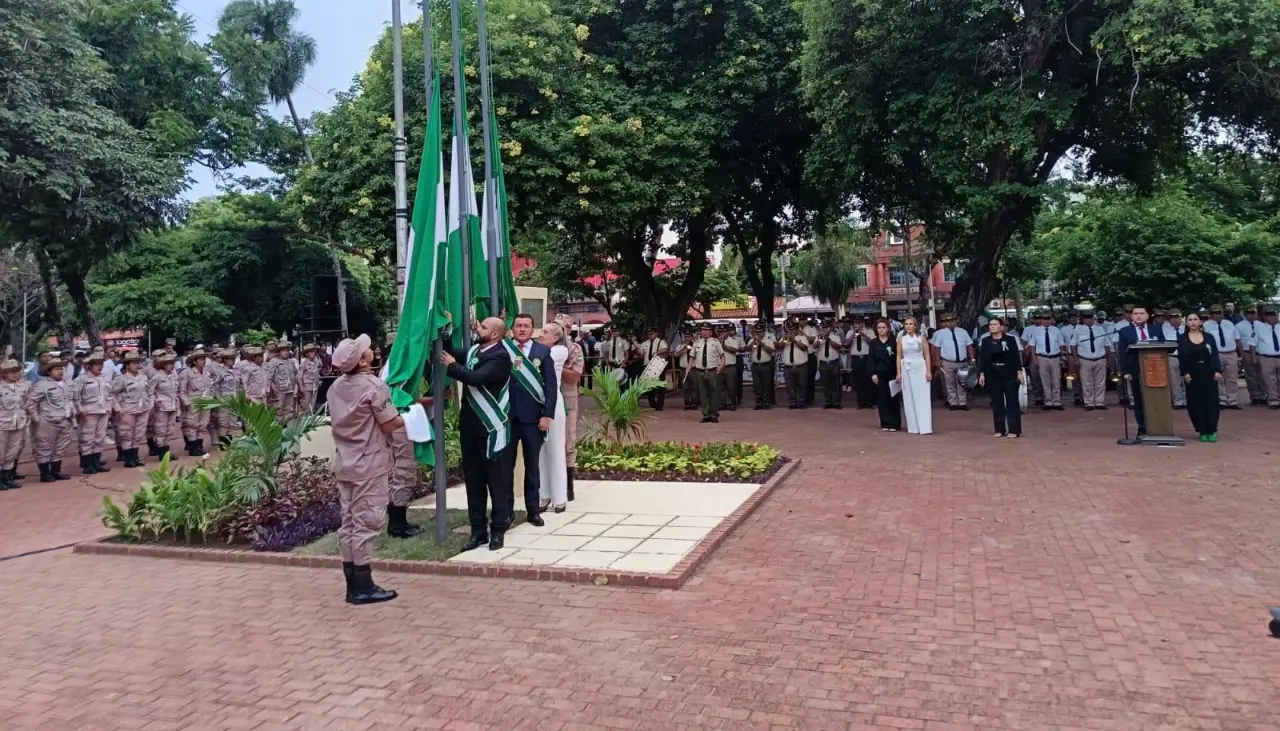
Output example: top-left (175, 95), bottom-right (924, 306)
top-left (461, 436), bottom-right (514, 535)
top-left (646, 369), bottom-right (667, 410)
top-left (1129, 374), bottom-right (1147, 433)
top-left (751, 361), bottom-right (775, 406)
top-left (820, 360), bottom-right (843, 407)
top-left (1186, 373), bottom-right (1220, 435)
top-left (505, 422), bottom-right (545, 518)
top-left (875, 376), bottom-right (902, 429)
top-left (734, 362), bottom-right (744, 404)
top-left (989, 372), bottom-right (1022, 436)
top-left (850, 356), bottom-right (874, 407)
top-left (804, 358), bottom-right (819, 405)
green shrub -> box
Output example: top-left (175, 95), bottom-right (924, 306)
top-left (576, 440), bottom-right (782, 481)
top-left (580, 366), bottom-right (665, 443)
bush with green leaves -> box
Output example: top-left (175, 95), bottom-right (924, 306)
top-left (100, 396), bottom-right (326, 542)
top-left (580, 367), bottom-right (666, 443)
top-left (576, 440), bottom-right (783, 482)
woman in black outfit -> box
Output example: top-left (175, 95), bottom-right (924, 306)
top-left (1177, 312), bottom-right (1223, 442)
top-left (977, 317), bottom-right (1025, 438)
top-left (869, 320), bottom-right (902, 431)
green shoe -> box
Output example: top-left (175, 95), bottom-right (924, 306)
top-left (1208, 434), bottom-right (1218, 442)
top-left (1199, 434), bottom-right (1208, 442)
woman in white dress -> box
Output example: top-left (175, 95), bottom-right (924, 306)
top-left (896, 317), bottom-right (934, 435)
top-left (537, 322), bottom-right (570, 512)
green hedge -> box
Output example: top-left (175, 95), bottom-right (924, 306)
top-left (576, 440), bottom-right (783, 482)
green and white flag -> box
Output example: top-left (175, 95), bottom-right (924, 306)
top-left (481, 106), bottom-right (520, 325)
top-left (447, 76), bottom-right (489, 327)
top-left (386, 74), bottom-right (449, 466)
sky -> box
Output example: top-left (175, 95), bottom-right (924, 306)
top-left (177, 0), bottom-right (396, 199)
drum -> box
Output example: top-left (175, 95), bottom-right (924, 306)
top-left (639, 356), bottom-right (667, 382)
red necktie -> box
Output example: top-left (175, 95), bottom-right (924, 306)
top-left (1139, 327), bottom-right (1147, 341)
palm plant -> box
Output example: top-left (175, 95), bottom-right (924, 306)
top-left (792, 221), bottom-right (875, 312)
top-left (193, 393), bottom-right (326, 501)
top-left (580, 367), bottom-right (665, 443)
top-left (213, 0), bottom-right (348, 332)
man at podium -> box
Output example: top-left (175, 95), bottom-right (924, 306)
top-left (1116, 306), bottom-right (1166, 436)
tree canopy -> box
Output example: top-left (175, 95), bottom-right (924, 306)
top-left (802, 0), bottom-right (1280, 325)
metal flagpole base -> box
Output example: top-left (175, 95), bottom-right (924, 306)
top-left (1116, 436), bottom-right (1141, 446)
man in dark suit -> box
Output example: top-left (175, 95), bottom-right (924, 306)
top-left (506, 313), bottom-right (559, 528)
top-left (1116, 306), bottom-right (1164, 436)
top-left (441, 317), bottom-right (514, 551)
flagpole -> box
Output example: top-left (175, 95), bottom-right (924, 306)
top-left (449, 0), bottom-right (472, 350)
top-left (475, 0), bottom-right (500, 317)
top-left (391, 0), bottom-right (410, 313)
top-left (424, 5), bottom-right (449, 546)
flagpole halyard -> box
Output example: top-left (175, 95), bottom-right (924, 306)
top-left (475, 0), bottom-right (501, 318)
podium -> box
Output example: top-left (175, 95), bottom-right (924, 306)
top-left (1128, 341), bottom-right (1184, 446)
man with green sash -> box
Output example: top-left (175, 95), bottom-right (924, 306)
top-left (441, 317), bottom-right (517, 551)
top-left (502, 314), bottom-right (559, 528)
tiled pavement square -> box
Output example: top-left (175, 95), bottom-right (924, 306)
top-left (5, 401), bottom-right (1280, 730)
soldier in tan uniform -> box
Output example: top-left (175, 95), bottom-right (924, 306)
top-left (555, 314), bottom-right (585, 501)
top-left (178, 348), bottom-right (214, 457)
top-left (211, 349), bottom-right (241, 448)
top-left (239, 346), bottom-right (268, 404)
top-left (149, 354), bottom-right (179, 459)
top-left (27, 357), bottom-right (75, 482)
top-left (111, 351), bottom-right (152, 467)
top-left (747, 321), bottom-right (777, 410)
top-left (298, 343), bottom-right (321, 414)
top-left (264, 340), bottom-right (278, 362)
top-left (267, 340), bottom-right (299, 422)
top-left (73, 350), bottom-right (112, 474)
top-left (718, 324), bottom-right (743, 411)
top-left (685, 322), bottom-right (724, 423)
top-left (142, 348), bottom-right (167, 455)
top-left (1, 359), bottom-right (31, 490)
top-left (328, 334), bottom-right (401, 605)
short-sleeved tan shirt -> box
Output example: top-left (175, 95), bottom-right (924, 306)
top-left (327, 372), bottom-right (400, 482)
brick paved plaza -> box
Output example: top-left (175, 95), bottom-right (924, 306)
top-left (2, 399), bottom-right (1279, 730)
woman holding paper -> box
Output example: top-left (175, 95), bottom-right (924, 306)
top-left (869, 320), bottom-right (902, 431)
top-left (537, 322), bottom-right (571, 512)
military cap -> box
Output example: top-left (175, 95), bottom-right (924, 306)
top-left (0, 358), bottom-right (20, 372)
top-left (1209, 304), bottom-right (1224, 313)
top-left (85, 351), bottom-right (105, 364)
top-left (155, 353), bottom-right (176, 364)
top-left (1166, 308), bottom-right (1182, 317)
top-left (1153, 308), bottom-right (1167, 317)
top-left (46, 357), bottom-right (67, 369)
top-left (1080, 309), bottom-right (1095, 318)
top-left (698, 321), bottom-right (712, 329)
top-left (187, 348), bottom-right (209, 360)
top-left (1262, 307), bottom-right (1277, 316)
top-left (218, 348), bottom-right (238, 360)
top-left (302, 342), bottom-right (318, 353)
top-left (332, 334), bottom-right (371, 372)
top-left (244, 346), bottom-right (264, 357)
top-left (151, 348), bottom-right (167, 359)
top-left (1245, 305), bottom-right (1258, 314)
top-left (276, 339), bottom-right (293, 350)
top-left (123, 351), bottom-right (143, 363)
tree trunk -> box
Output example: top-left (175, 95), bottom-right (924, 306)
top-left (33, 247), bottom-right (71, 350)
top-left (290, 93), bottom-right (347, 336)
top-left (58, 263), bottom-right (102, 348)
top-left (949, 199), bottom-right (1035, 328)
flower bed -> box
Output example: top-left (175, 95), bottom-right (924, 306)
top-left (575, 440), bottom-right (785, 483)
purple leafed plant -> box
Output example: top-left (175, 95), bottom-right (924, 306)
top-left (251, 503), bottom-right (341, 552)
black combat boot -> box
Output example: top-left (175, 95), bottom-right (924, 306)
top-left (0, 470), bottom-right (11, 491)
top-left (566, 467), bottom-right (575, 502)
top-left (93, 453), bottom-right (110, 472)
top-left (386, 505), bottom-right (423, 539)
top-left (193, 439), bottom-right (207, 457)
top-left (147, 438), bottom-right (161, 457)
top-left (342, 562), bottom-right (356, 603)
top-left (9, 468), bottom-right (22, 488)
top-left (116, 448), bottom-right (127, 462)
top-left (50, 461), bottom-right (70, 480)
top-left (80, 455), bottom-right (97, 475)
top-left (38, 463), bottom-right (54, 483)
top-left (346, 565), bottom-right (397, 605)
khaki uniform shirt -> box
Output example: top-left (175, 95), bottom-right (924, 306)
top-left (111, 372), bottom-right (152, 414)
top-left (178, 367), bottom-right (214, 409)
top-left (73, 373), bottom-right (112, 415)
top-left (0, 380), bottom-right (32, 429)
top-left (299, 357), bottom-right (322, 392)
top-left (605, 338), bottom-right (633, 367)
top-left (239, 362), bottom-right (268, 402)
top-left (27, 378), bottom-right (74, 422)
top-left (267, 358), bottom-right (299, 399)
top-left (327, 372), bottom-right (399, 481)
top-left (564, 342), bottom-right (586, 377)
top-left (212, 364), bottom-right (240, 398)
top-left (748, 334), bottom-right (777, 364)
top-left (816, 333), bottom-right (843, 363)
top-left (641, 338), bottom-right (668, 364)
top-left (845, 329), bottom-right (872, 356)
top-left (690, 337), bottom-right (724, 370)
top-left (780, 334), bottom-right (810, 367)
top-left (149, 371), bottom-right (179, 412)
top-left (720, 335), bottom-right (744, 365)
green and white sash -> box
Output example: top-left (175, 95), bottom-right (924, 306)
top-left (502, 339), bottom-right (544, 403)
top-left (465, 345), bottom-right (510, 458)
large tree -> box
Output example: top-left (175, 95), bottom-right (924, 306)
top-left (802, 0), bottom-right (1280, 326)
